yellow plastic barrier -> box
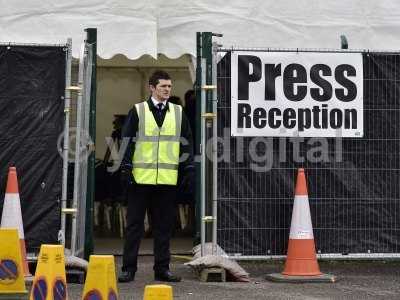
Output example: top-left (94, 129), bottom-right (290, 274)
top-left (30, 244), bottom-right (67, 300)
top-left (0, 228), bottom-right (27, 296)
top-left (143, 284), bottom-right (173, 300)
top-left (82, 255), bottom-right (118, 300)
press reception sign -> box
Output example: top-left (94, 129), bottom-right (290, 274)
top-left (231, 51), bottom-right (364, 137)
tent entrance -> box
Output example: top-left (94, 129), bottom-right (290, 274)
top-left (92, 54), bottom-right (195, 256)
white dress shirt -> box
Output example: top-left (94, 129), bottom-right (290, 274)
top-left (151, 97), bottom-right (167, 109)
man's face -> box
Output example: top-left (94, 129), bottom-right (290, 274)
top-left (150, 79), bottom-right (172, 101)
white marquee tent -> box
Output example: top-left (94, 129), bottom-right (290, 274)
top-left (2, 0), bottom-right (400, 59)
top-left (2, 0), bottom-right (400, 158)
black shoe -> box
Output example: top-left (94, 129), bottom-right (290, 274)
top-left (154, 270), bottom-right (182, 282)
top-left (118, 270), bottom-right (135, 283)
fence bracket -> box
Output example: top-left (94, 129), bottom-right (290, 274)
top-left (62, 208), bottom-right (77, 214)
top-left (202, 113), bottom-right (216, 119)
top-left (202, 216), bottom-right (216, 222)
top-left (66, 86), bottom-right (81, 91)
top-left (202, 85), bottom-right (217, 90)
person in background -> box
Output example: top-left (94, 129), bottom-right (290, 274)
top-left (95, 115), bottom-right (126, 232)
top-left (118, 70), bottom-right (194, 283)
top-left (168, 95), bottom-right (183, 106)
top-left (169, 94), bottom-right (192, 233)
top-left (184, 90), bottom-right (196, 141)
top-left (181, 89), bottom-right (196, 234)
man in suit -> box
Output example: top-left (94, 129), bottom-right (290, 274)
top-left (118, 70), bottom-right (194, 283)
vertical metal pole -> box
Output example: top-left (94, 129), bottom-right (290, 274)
top-left (195, 32), bottom-right (202, 248)
top-left (211, 42), bottom-right (218, 255)
top-left (84, 28), bottom-right (97, 259)
top-left (202, 32), bottom-right (214, 255)
top-left (202, 32), bottom-right (215, 254)
top-left (60, 38), bottom-right (72, 246)
top-left (198, 32), bottom-right (222, 256)
top-left (72, 43), bottom-right (86, 255)
top-left (78, 44), bottom-right (93, 257)
top-left (200, 58), bottom-right (207, 256)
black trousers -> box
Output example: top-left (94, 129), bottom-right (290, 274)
top-left (122, 184), bottom-right (177, 273)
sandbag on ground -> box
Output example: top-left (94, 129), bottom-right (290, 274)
top-left (185, 243), bottom-right (250, 282)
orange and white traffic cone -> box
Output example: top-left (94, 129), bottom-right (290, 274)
top-left (266, 168), bottom-right (335, 283)
top-left (1, 166), bottom-right (31, 277)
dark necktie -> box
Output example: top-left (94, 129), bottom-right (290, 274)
top-left (157, 103), bottom-right (163, 118)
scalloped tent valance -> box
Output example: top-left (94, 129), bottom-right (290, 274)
top-left (1, 0), bottom-right (400, 59)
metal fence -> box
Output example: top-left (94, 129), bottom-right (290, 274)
top-left (215, 48), bottom-right (400, 259)
top-left (68, 42), bottom-right (93, 257)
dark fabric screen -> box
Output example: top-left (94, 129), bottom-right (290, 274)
top-left (0, 46), bottom-right (65, 251)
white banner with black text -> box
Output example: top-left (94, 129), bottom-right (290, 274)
top-left (231, 51), bottom-right (363, 137)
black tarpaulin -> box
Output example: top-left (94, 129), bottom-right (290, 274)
top-left (0, 46), bottom-right (65, 251)
top-left (217, 52), bottom-right (400, 256)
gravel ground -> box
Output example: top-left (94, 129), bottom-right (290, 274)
top-left (67, 256), bottom-right (400, 300)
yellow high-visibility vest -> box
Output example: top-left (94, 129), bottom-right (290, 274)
top-left (132, 101), bottom-right (182, 185)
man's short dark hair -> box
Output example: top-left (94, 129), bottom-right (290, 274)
top-left (149, 70), bottom-right (171, 87)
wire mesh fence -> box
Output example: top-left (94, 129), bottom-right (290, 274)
top-left (70, 43), bottom-right (93, 257)
top-left (216, 49), bottom-right (400, 258)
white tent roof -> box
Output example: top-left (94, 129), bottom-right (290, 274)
top-left (2, 0), bottom-right (400, 59)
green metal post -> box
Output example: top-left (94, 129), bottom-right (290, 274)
top-left (195, 32), bottom-right (218, 248)
top-left (340, 35), bottom-right (348, 49)
top-left (194, 32), bottom-right (202, 245)
top-left (201, 32), bottom-right (214, 244)
top-left (202, 33), bottom-right (213, 112)
top-left (84, 28), bottom-right (97, 259)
